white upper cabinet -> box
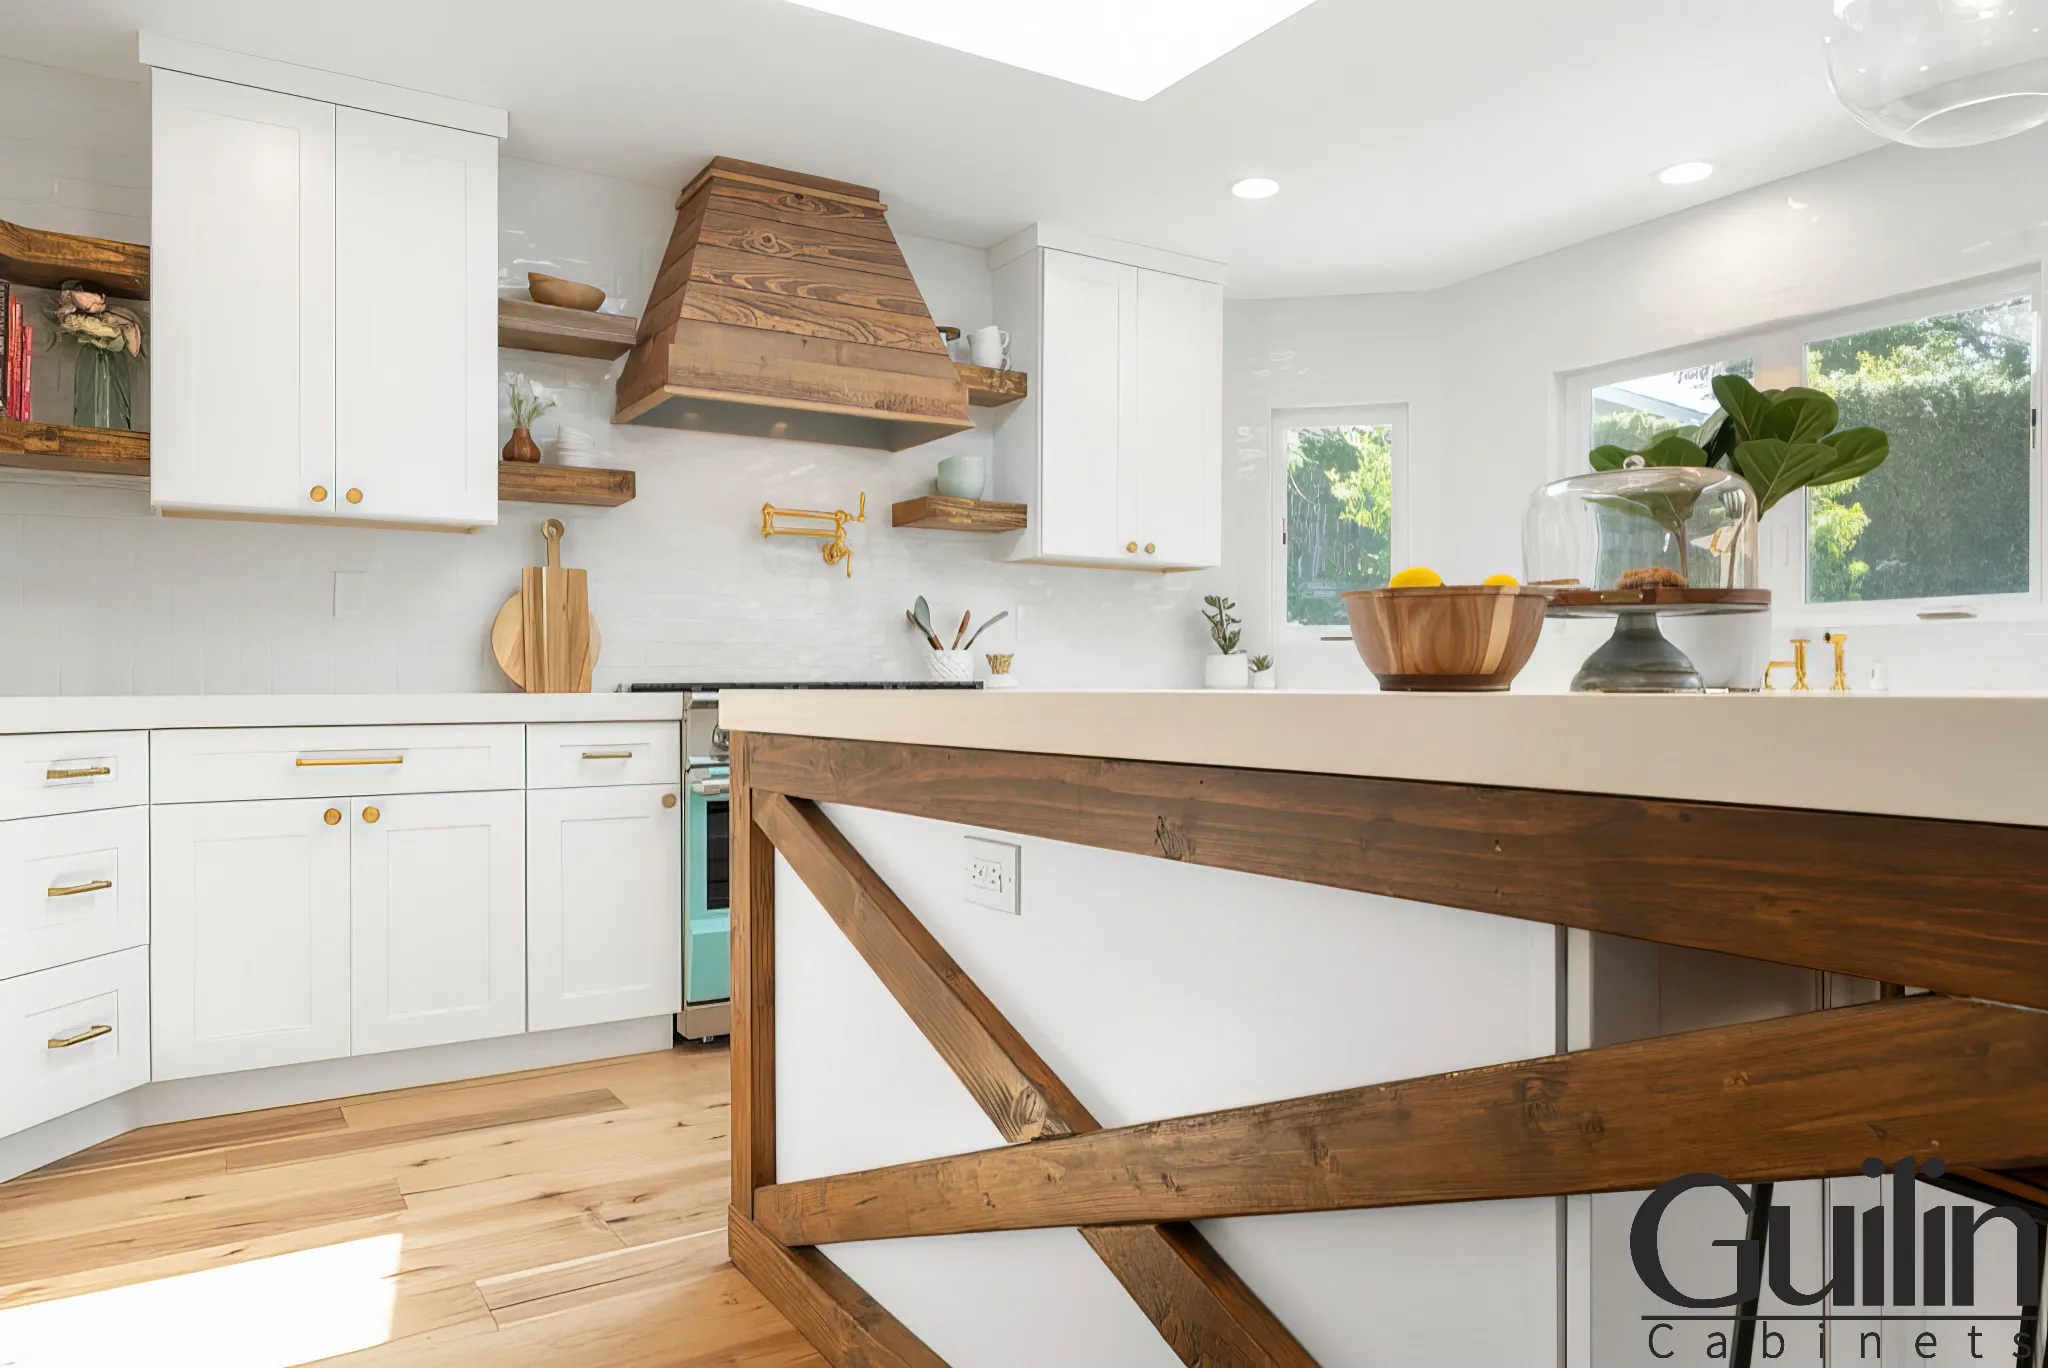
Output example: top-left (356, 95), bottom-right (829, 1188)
top-left (991, 230), bottom-right (1224, 571)
top-left (146, 45), bottom-right (503, 529)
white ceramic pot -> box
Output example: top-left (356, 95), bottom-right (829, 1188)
top-left (1204, 654), bottom-right (1249, 689)
top-left (927, 650), bottom-right (974, 683)
top-left (1664, 612), bottom-right (1774, 691)
top-left (1251, 670), bottom-right (1277, 690)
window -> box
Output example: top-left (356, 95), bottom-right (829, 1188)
top-left (1275, 405), bottom-right (1405, 631)
top-left (1804, 296), bottom-right (2035, 604)
top-left (1566, 274), bottom-right (2042, 621)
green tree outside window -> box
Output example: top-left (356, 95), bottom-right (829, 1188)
top-left (1285, 425), bottom-right (1393, 626)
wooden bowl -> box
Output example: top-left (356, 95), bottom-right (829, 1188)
top-left (1341, 585), bottom-right (1548, 691)
top-left (528, 272), bottom-right (606, 311)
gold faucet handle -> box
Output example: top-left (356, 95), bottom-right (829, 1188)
top-left (1824, 631), bottom-right (1850, 691)
top-left (1763, 660), bottom-right (1796, 691)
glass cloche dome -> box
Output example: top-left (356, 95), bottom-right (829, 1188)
top-left (1827, 0), bottom-right (2048, 148)
top-left (1524, 463), bottom-right (1759, 601)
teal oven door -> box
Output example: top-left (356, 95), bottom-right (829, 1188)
top-left (683, 767), bottom-right (730, 1009)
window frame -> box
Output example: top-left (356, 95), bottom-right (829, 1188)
top-left (1560, 269), bottom-right (2044, 626)
top-left (1272, 403), bottom-right (1410, 646)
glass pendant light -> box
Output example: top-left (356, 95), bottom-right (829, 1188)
top-left (1827, 0), bottom-right (2048, 147)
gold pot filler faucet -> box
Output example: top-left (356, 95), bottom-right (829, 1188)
top-left (1763, 633), bottom-right (1850, 692)
top-left (761, 493), bottom-right (867, 577)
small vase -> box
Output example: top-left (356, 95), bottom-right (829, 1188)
top-left (502, 426), bottom-right (541, 464)
top-left (73, 346), bottom-right (131, 430)
top-left (1251, 670), bottom-right (1277, 690)
top-left (1203, 654), bottom-right (1249, 689)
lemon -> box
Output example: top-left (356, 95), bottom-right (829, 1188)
top-left (1483, 573), bottom-right (1519, 587)
top-left (1389, 566), bottom-right (1444, 588)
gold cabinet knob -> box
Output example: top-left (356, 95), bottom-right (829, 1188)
top-left (345, 488), bottom-right (363, 505)
top-left (662, 793), bottom-right (678, 809)
top-left (1144, 543), bottom-right (1156, 555)
top-left (1125, 541), bottom-right (1138, 553)
top-left (323, 808), bottom-right (341, 825)
top-left (310, 485), bottom-right (328, 503)
top-left (362, 806), bottom-right (380, 824)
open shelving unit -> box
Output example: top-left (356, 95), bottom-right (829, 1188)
top-left (891, 494), bottom-right (1027, 533)
top-left (955, 363), bottom-right (1027, 408)
top-left (497, 297), bottom-right (639, 360)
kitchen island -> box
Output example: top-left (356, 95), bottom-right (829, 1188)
top-left (720, 689), bottom-right (2048, 1368)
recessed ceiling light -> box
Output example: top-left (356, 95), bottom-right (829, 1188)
top-left (784, 0), bottom-right (1320, 101)
top-left (1232, 177), bottom-right (1280, 200)
top-left (1657, 161), bottom-right (1716, 186)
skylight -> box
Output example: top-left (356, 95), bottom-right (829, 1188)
top-left (784, 0), bottom-right (1320, 101)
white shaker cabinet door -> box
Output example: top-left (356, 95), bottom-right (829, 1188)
top-left (350, 791), bottom-right (524, 1054)
top-left (527, 785), bottom-right (681, 1032)
top-left (1132, 267), bottom-right (1224, 570)
top-left (1038, 249), bottom-right (1137, 563)
top-left (151, 70), bottom-right (337, 519)
top-left (151, 799), bottom-right (351, 1080)
top-left (335, 107), bottom-right (499, 529)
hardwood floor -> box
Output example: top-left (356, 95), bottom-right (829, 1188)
top-left (0, 1043), bottom-right (827, 1367)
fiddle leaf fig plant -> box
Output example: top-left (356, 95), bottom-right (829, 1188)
top-left (1589, 374), bottom-right (1889, 516)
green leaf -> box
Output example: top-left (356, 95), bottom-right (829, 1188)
top-left (1756, 388), bottom-right (1840, 445)
top-left (1732, 438), bottom-right (1788, 509)
top-left (1711, 374), bottom-right (1772, 440)
top-left (1735, 438), bottom-right (1845, 514)
top-left (1589, 444), bottom-right (1632, 471)
top-left (1818, 426), bottom-right (1889, 483)
top-left (1641, 434), bottom-right (1712, 467)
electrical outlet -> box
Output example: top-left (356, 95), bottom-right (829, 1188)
top-left (963, 837), bottom-right (1021, 915)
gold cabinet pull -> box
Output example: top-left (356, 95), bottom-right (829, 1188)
top-left (1144, 543), bottom-right (1156, 555)
top-left (310, 485), bottom-right (328, 502)
top-left (582, 751), bottom-right (635, 761)
top-left (1125, 541), bottom-right (1138, 553)
top-left (362, 806), bottom-right (381, 824)
top-left (662, 793), bottom-right (678, 809)
top-left (296, 756), bottom-right (404, 767)
top-left (324, 808), bottom-right (342, 825)
top-left (47, 879), bottom-right (112, 898)
top-left (46, 766), bottom-right (110, 781)
top-left (47, 1024), bottom-right (111, 1050)
top-left (345, 488), bottom-right (363, 505)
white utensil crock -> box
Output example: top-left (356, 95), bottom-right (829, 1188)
top-left (928, 650), bottom-right (974, 683)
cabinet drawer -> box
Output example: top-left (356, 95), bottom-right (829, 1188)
top-left (0, 807), bottom-right (149, 981)
top-left (0, 946), bottom-right (149, 1140)
top-left (0, 732), bottom-right (148, 820)
top-left (152, 725), bottom-right (524, 802)
top-left (526, 724), bottom-right (681, 790)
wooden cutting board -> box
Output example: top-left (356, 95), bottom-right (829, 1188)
top-left (491, 518), bottom-right (598, 692)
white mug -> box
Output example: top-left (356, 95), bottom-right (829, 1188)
top-left (969, 326), bottom-right (1010, 370)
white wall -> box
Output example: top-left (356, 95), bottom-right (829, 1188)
top-left (0, 56), bottom-right (1225, 696)
top-left (1226, 126), bottom-right (2048, 692)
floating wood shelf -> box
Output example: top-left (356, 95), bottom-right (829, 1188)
top-left (0, 219), bottom-right (149, 299)
top-left (0, 421), bottom-right (635, 508)
top-left (956, 363), bottom-right (1028, 408)
top-left (0, 418), bottom-right (151, 475)
top-left (891, 494), bottom-right (1027, 533)
top-left (497, 462), bottom-right (636, 508)
top-left (497, 298), bottom-right (639, 360)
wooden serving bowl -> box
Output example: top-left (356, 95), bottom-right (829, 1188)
top-left (528, 272), bottom-right (606, 311)
top-left (1341, 585), bottom-right (1548, 691)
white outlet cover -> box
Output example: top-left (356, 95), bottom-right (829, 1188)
top-left (963, 836), bottom-right (1021, 915)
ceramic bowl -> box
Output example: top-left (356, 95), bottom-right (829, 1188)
top-left (1340, 585), bottom-right (1548, 691)
top-left (528, 272), bottom-right (606, 312)
top-left (935, 454), bottom-right (987, 500)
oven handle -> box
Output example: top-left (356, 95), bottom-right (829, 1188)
top-left (691, 775), bottom-right (731, 797)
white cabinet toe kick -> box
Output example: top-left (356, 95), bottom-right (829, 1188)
top-left (0, 717), bottom-right (685, 1182)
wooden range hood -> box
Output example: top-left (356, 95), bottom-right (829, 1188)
top-left (615, 158), bottom-right (971, 451)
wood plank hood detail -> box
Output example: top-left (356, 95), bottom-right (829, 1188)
top-left (614, 158), bottom-right (972, 452)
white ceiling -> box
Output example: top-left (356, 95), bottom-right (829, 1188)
top-left (0, 0), bottom-right (1882, 297)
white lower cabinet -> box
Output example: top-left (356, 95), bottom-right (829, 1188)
top-left (0, 946), bottom-right (151, 1138)
top-left (527, 784), bottom-right (681, 1031)
top-left (350, 791), bottom-right (525, 1054)
top-left (151, 799), bottom-right (352, 1080)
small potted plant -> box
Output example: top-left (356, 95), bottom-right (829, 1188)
top-left (1201, 595), bottom-right (1248, 688)
top-left (1249, 654), bottom-right (1276, 689)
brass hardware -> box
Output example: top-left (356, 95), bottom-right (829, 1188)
top-left (296, 756), bottom-right (404, 767)
top-left (1763, 638), bottom-right (1811, 692)
top-left (47, 1024), bottom-right (111, 1050)
top-left (345, 488), bottom-right (363, 505)
top-left (47, 879), bottom-right (112, 898)
top-left (363, 806), bottom-right (380, 824)
top-left (1125, 541), bottom-right (1138, 553)
top-left (582, 751), bottom-right (635, 761)
top-left (310, 485), bottom-right (328, 502)
top-left (1824, 631), bottom-right (1850, 692)
top-left (324, 808), bottom-right (342, 825)
top-left (46, 766), bottom-right (110, 781)
top-left (662, 793), bottom-right (678, 809)
top-left (1144, 543), bottom-right (1156, 555)
top-left (761, 492), bottom-right (866, 577)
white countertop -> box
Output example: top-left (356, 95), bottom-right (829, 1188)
top-left (0, 692), bottom-right (686, 733)
top-left (720, 688), bottom-right (2048, 828)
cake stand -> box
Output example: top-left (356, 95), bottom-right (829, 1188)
top-left (1544, 586), bottom-right (1771, 693)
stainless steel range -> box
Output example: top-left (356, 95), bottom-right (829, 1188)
top-left (623, 682), bottom-right (979, 1040)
